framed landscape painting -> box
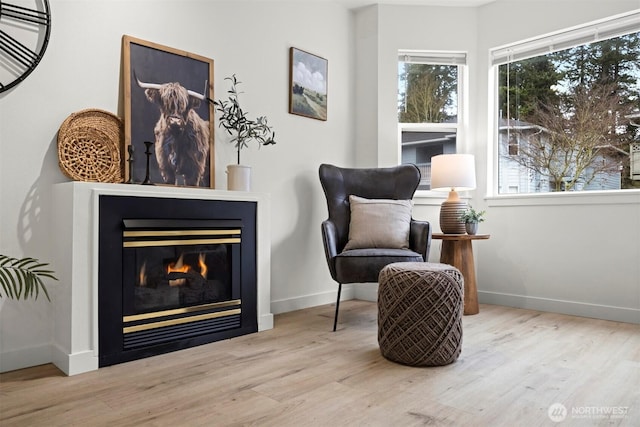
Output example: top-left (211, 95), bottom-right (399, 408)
top-left (122, 35), bottom-right (215, 187)
top-left (289, 47), bottom-right (328, 121)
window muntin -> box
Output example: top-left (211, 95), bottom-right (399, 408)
top-left (494, 12), bottom-right (640, 194)
top-left (398, 51), bottom-right (466, 191)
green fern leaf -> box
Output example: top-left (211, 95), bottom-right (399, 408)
top-left (0, 254), bottom-right (57, 301)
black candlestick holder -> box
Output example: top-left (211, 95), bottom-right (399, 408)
top-left (142, 141), bottom-right (154, 185)
top-left (126, 145), bottom-right (135, 184)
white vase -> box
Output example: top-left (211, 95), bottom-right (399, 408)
top-left (227, 164), bottom-right (251, 191)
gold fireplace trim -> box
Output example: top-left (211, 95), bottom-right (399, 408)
top-left (123, 299), bottom-right (241, 322)
top-left (123, 228), bottom-right (241, 248)
top-left (124, 229), bottom-right (241, 238)
top-left (123, 308), bottom-right (242, 334)
top-left (123, 237), bottom-right (241, 248)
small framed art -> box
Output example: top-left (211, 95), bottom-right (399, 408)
top-left (289, 47), bottom-right (328, 121)
top-left (122, 35), bottom-right (215, 187)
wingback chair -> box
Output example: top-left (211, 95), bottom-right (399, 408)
top-left (319, 163), bottom-right (432, 331)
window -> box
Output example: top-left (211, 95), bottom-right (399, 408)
top-left (398, 51), bottom-right (466, 190)
top-left (493, 11), bottom-right (640, 194)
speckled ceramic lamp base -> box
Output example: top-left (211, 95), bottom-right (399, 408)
top-left (439, 200), bottom-right (468, 234)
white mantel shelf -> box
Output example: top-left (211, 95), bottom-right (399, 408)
top-left (51, 182), bottom-right (273, 376)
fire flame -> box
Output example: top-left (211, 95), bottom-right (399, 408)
top-left (167, 254), bottom-right (189, 274)
top-left (137, 254), bottom-right (210, 287)
top-left (167, 254), bottom-right (187, 286)
top-left (139, 261), bottom-right (147, 286)
top-left (198, 253), bottom-right (208, 279)
top-left (165, 253), bottom-right (208, 286)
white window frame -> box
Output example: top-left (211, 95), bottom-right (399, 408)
top-left (488, 10), bottom-right (640, 203)
top-left (398, 50), bottom-right (468, 196)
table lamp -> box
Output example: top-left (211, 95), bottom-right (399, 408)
top-left (430, 154), bottom-right (476, 234)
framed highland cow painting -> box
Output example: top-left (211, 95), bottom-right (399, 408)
top-left (123, 35), bottom-right (215, 187)
top-left (289, 47), bottom-right (328, 121)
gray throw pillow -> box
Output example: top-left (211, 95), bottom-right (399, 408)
top-left (343, 195), bottom-right (412, 251)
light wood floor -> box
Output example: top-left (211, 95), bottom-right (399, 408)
top-left (1, 301), bottom-right (639, 426)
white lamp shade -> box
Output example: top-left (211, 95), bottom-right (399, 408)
top-left (430, 154), bottom-right (476, 191)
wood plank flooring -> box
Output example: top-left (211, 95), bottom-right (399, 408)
top-left (1, 301), bottom-right (639, 426)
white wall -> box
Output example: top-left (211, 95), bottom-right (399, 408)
top-left (356, 1), bottom-right (640, 323)
top-left (0, 0), bottom-right (355, 372)
top-left (475, 1), bottom-right (640, 323)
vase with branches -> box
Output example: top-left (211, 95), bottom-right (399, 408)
top-left (0, 254), bottom-right (57, 301)
top-left (207, 74), bottom-right (276, 165)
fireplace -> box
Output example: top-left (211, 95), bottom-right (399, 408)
top-left (98, 195), bottom-right (258, 367)
top-left (50, 182), bottom-right (272, 376)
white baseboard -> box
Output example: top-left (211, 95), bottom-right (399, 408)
top-left (258, 313), bottom-right (274, 331)
top-left (353, 283), bottom-right (378, 302)
top-left (0, 344), bottom-right (51, 373)
top-left (271, 285), bottom-right (640, 325)
top-left (51, 344), bottom-right (98, 376)
top-left (270, 284), bottom-right (355, 315)
top-left (479, 291), bottom-right (640, 324)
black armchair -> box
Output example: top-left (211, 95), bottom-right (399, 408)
top-left (319, 163), bottom-right (432, 331)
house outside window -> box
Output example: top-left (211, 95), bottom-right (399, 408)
top-left (398, 51), bottom-right (466, 190)
top-left (508, 133), bottom-right (519, 156)
top-left (493, 12), bottom-right (640, 194)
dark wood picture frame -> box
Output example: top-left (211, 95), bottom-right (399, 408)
top-left (123, 35), bottom-right (215, 187)
top-left (289, 47), bottom-right (327, 121)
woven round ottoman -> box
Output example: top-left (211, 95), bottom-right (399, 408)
top-left (378, 262), bottom-right (464, 366)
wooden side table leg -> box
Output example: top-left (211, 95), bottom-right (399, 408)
top-left (439, 240), bottom-right (479, 315)
top-left (459, 240), bottom-right (479, 315)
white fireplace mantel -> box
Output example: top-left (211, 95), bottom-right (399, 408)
top-left (51, 182), bottom-right (273, 376)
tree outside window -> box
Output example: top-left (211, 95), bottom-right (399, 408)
top-left (497, 29), bottom-right (640, 193)
top-left (398, 52), bottom-right (465, 190)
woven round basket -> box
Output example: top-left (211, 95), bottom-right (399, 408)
top-left (378, 262), bottom-right (464, 366)
top-left (57, 109), bottom-right (124, 183)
